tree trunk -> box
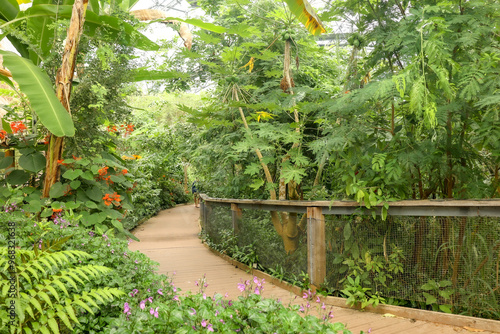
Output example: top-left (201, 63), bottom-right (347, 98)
top-left (42, 0), bottom-right (88, 198)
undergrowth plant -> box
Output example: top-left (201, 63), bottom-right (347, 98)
top-left (0, 237), bottom-right (124, 333)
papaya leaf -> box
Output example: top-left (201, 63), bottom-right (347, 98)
top-left (0, 50), bottom-right (75, 137)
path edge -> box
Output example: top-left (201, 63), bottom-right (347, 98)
top-left (203, 244), bottom-right (500, 333)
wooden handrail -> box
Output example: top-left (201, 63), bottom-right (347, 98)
top-left (200, 194), bottom-right (500, 217)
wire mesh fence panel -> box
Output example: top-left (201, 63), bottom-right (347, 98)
top-left (203, 203), bottom-right (232, 248)
top-left (201, 197), bottom-right (500, 319)
top-left (235, 208), bottom-right (308, 281)
top-left (324, 214), bottom-right (499, 319)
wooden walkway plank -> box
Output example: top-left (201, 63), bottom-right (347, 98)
top-left (129, 204), bottom-right (499, 334)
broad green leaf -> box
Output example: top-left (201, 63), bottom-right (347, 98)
top-left (26, 0), bottom-right (56, 65)
top-left (85, 186), bottom-right (103, 202)
top-left (2, 118), bottom-right (13, 133)
top-left (18, 152), bottom-right (46, 172)
top-left (6, 170), bottom-right (30, 185)
top-left (0, 0), bottom-right (19, 21)
top-left (0, 50), bottom-right (75, 137)
top-left (70, 180), bottom-right (81, 189)
top-left (344, 223), bottom-right (352, 240)
top-left (0, 156), bottom-right (13, 169)
top-left (62, 169), bottom-right (83, 180)
top-left (85, 10), bottom-right (159, 51)
top-left (422, 292), bottom-right (437, 305)
top-left (111, 219), bottom-right (123, 230)
top-left (64, 201), bottom-right (81, 210)
top-left (282, 0), bottom-right (326, 36)
top-left (28, 200), bottom-right (42, 213)
top-left (439, 304), bottom-right (452, 313)
top-left (49, 182), bottom-right (65, 198)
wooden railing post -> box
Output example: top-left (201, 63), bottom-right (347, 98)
top-left (231, 203), bottom-right (242, 235)
top-left (307, 206), bottom-right (326, 287)
top-left (200, 200), bottom-right (205, 231)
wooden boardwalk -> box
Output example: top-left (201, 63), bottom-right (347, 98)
top-left (129, 204), bottom-right (498, 334)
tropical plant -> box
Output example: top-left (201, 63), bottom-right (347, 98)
top-left (0, 237), bottom-right (124, 333)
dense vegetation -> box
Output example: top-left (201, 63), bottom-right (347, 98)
top-left (0, 0), bottom-right (498, 332)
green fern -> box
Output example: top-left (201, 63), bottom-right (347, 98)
top-left (0, 238), bottom-right (124, 334)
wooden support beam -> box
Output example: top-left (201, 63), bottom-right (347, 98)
top-left (307, 206), bottom-right (326, 287)
top-left (231, 203), bottom-right (242, 235)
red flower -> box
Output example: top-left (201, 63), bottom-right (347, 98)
top-left (0, 130), bottom-right (7, 140)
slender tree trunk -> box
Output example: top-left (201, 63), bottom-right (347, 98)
top-left (42, 0), bottom-right (88, 197)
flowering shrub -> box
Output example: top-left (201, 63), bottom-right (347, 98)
top-left (108, 277), bottom-right (351, 334)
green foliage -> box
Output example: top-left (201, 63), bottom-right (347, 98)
top-left (341, 276), bottom-right (385, 309)
top-left (0, 51), bottom-right (75, 137)
top-left (420, 280), bottom-right (454, 313)
top-left (0, 237), bottom-right (124, 333)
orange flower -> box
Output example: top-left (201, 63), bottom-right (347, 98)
top-left (10, 121), bottom-right (27, 134)
top-left (0, 130), bottom-right (7, 140)
top-left (52, 208), bottom-right (63, 212)
top-left (72, 155), bottom-right (82, 161)
top-left (102, 192), bottom-right (121, 206)
top-left (122, 169), bottom-right (128, 174)
top-left (98, 166), bottom-right (109, 177)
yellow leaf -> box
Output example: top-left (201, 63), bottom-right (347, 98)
top-left (256, 111), bottom-right (275, 122)
top-left (283, 0), bottom-right (326, 36)
top-left (17, 0), bottom-right (32, 4)
top-left (240, 57), bottom-right (255, 73)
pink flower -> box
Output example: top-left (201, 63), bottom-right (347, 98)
top-left (189, 308), bottom-right (196, 316)
top-left (140, 300), bottom-right (146, 310)
top-left (148, 296), bottom-right (153, 303)
top-left (157, 289), bottom-right (163, 295)
top-left (207, 324), bottom-right (214, 332)
top-left (129, 289), bottom-right (139, 297)
top-left (123, 302), bottom-right (130, 314)
top-left (173, 295), bottom-right (179, 301)
top-left (150, 307), bottom-right (159, 318)
top-left (316, 296), bottom-right (321, 303)
top-left (299, 305), bottom-right (305, 312)
top-left (195, 280), bottom-right (199, 286)
top-left (321, 302), bottom-right (326, 310)
top-left (203, 293), bottom-right (207, 300)
top-left (237, 283), bottom-right (245, 292)
top-left (201, 319), bottom-right (207, 327)
top-left (254, 287), bottom-right (260, 295)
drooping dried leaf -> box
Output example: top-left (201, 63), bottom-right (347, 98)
top-left (130, 9), bottom-right (193, 49)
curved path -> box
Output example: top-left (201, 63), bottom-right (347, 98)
top-left (129, 204), bottom-right (495, 334)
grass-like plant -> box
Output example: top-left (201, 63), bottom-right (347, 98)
top-left (0, 236), bottom-right (124, 333)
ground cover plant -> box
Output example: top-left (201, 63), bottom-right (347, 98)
top-left (0, 0), bottom-right (498, 330)
top-left (0, 209), bottom-right (353, 333)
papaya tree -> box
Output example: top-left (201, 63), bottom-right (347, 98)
top-left (176, 0), bottom-right (333, 253)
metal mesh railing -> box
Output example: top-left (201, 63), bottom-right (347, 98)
top-left (200, 197), bottom-right (500, 319)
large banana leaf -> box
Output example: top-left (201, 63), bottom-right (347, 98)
top-left (4, 4), bottom-right (159, 52)
top-left (283, 0), bottom-right (326, 36)
top-left (0, 0), bottom-right (30, 58)
top-left (0, 0), bottom-right (19, 21)
top-left (28, 0), bottom-right (56, 65)
top-left (0, 50), bottom-right (75, 137)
